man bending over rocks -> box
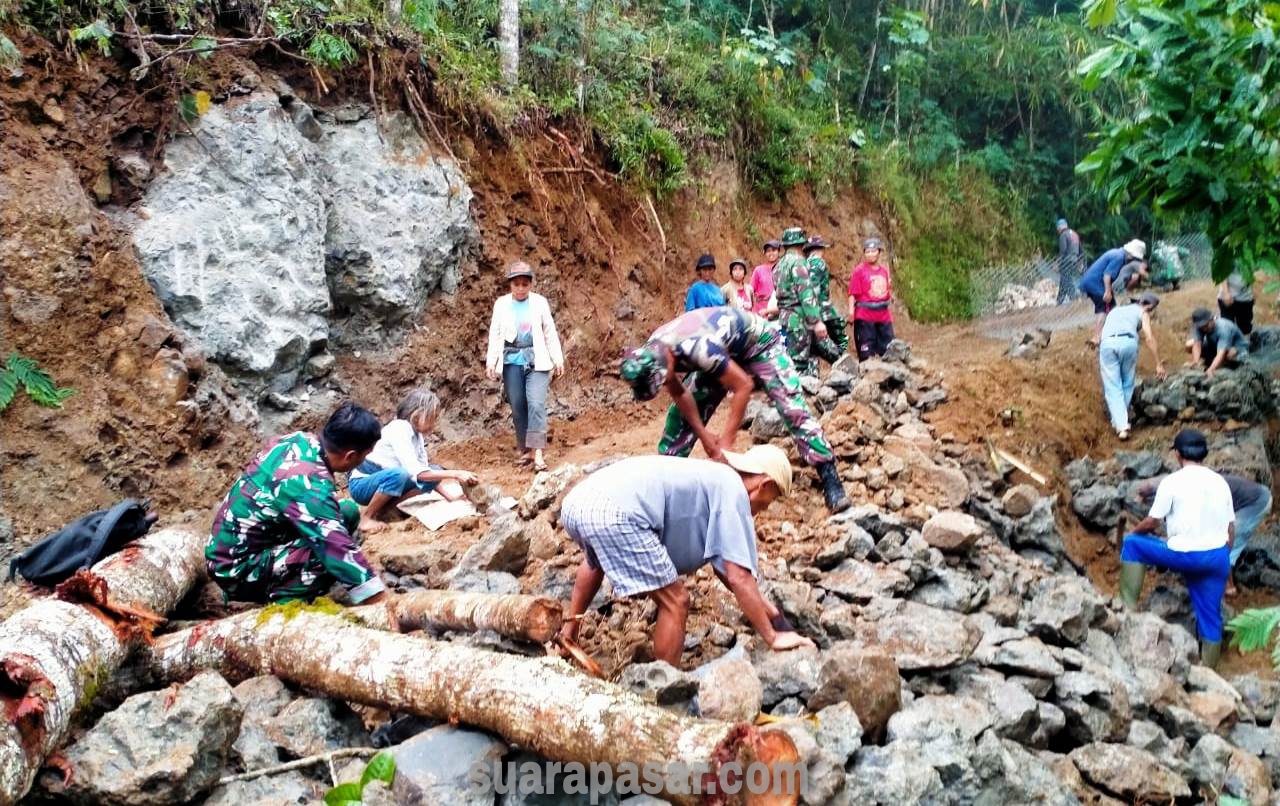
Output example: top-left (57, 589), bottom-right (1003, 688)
top-left (1119, 429), bottom-right (1233, 667)
top-left (206, 402), bottom-right (388, 605)
top-left (558, 446), bottom-right (815, 665)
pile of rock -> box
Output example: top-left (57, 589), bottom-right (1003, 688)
top-left (1132, 365), bottom-right (1277, 425)
top-left (993, 278), bottom-right (1058, 315)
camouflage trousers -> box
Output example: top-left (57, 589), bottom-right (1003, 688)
top-left (210, 500), bottom-right (361, 604)
top-left (656, 334), bottom-right (835, 466)
top-left (822, 307), bottom-right (850, 354)
top-left (780, 308), bottom-right (844, 376)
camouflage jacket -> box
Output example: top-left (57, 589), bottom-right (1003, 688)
top-left (772, 252), bottom-right (821, 326)
top-left (806, 255), bottom-right (840, 319)
top-left (207, 432), bottom-right (383, 601)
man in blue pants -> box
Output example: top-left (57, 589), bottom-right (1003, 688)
top-left (1119, 429), bottom-right (1235, 667)
top-left (1098, 292), bottom-right (1164, 440)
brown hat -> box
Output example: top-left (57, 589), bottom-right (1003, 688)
top-left (762, 239), bottom-right (782, 250)
top-left (803, 235), bottom-right (832, 253)
top-left (505, 261), bottom-right (534, 281)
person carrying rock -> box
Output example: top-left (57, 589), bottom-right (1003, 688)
top-left (1119, 429), bottom-right (1233, 667)
top-left (773, 226), bottom-right (843, 376)
top-left (1186, 306), bottom-right (1249, 377)
top-left (1097, 292), bottom-right (1165, 440)
top-left (684, 253), bottom-right (727, 312)
top-left (1055, 218), bottom-right (1083, 305)
top-left (847, 237), bottom-right (896, 360)
top-left (206, 402), bottom-right (388, 605)
top-left (1139, 471), bottom-right (1271, 596)
top-left (804, 234), bottom-right (850, 354)
top-left (557, 446), bottom-right (815, 665)
top-left (750, 239), bottom-right (782, 318)
top-left (1218, 268), bottom-right (1256, 336)
top-left (348, 388), bottom-right (479, 528)
top-left (619, 306), bottom-right (852, 513)
top-left (1079, 239), bottom-right (1146, 346)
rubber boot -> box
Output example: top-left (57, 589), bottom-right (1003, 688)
top-left (818, 462), bottom-right (852, 514)
top-left (1119, 561), bottom-right (1146, 608)
top-left (1200, 640), bottom-right (1222, 669)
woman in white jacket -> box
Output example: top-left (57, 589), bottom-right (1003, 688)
top-left (486, 262), bottom-right (565, 471)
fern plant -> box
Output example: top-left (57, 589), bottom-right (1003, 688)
top-left (1226, 606), bottom-right (1280, 671)
top-left (0, 352), bottom-right (75, 412)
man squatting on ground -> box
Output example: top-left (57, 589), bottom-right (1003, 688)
top-left (558, 447), bottom-right (815, 664)
top-left (773, 227), bottom-right (844, 376)
top-left (1097, 292), bottom-right (1164, 441)
top-left (1187, 306), bottom-right (1250, 377)
top-left (207, 402), bottom-right (388, 605)
top-left (1119, 429), bottom-right (1233, 668)
top-left (619, 306), bottom-right (853, 513)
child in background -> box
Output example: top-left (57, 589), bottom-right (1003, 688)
top-left (721, 258), bottom-right (754, 310)
top-left (684, 254), bottom-right (726, 311)
top-left (847, 237), bottom-right (895, 360)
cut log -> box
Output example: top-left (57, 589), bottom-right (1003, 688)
top-left (0, 526), bottom-right (206, 806)
top-left (352, 590), bottom-right (562, 643)
top-left (134, 609), bottom-right (801, 805)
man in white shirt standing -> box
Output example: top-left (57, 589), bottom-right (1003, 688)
top-left (1119, 429), bottom-right (1235, 667)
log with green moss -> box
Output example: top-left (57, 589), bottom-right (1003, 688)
top-left (134, 608), bottom-right (801, 806)
top-left (0, 526), bottom-right (206, 806)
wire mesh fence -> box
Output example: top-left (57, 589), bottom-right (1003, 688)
top-left (968, 232), bottom-right (1214, 339)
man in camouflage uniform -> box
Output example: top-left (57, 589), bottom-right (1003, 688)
top-left (772, 227), bottom-right (843, 376)
top-left (206, 402), bottom-right (389, 604)
top-left (803, 234), bottom-right (849, 354)
top-left (619, 307), bottom-right (852, 513)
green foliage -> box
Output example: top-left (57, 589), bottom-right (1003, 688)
top-left (1227, 605), bottom-right (1280, 671)
top-left (323, 751), bottom-right (396, 805)
top-left (70, 18), bottom-right (111, 55)
top-left (0, 31), bottom-right (21, 76)
top-left (0, 352), bottom-right (75, 412)
top-left (1077, 0), bottom-right (1280, 281)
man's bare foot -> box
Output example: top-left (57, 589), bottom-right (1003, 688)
top-left (359, 517), bottom-right (389, 534)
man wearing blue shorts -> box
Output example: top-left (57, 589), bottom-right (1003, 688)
top-left (1080, 238), bottom-right (1146, 345)
top-left (1119, 429), bottom-right (1235, 667)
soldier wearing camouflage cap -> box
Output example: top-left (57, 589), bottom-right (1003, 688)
top-left (772, 227), bottom-right (844, 376)
top-left (618, 307), bottom-right (852, 513)
top-left (803, 235), bottom-right (849, 354)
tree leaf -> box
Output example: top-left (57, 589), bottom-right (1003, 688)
top-left (361, 751), bottom-right (396, 787)
top-left (323, 782), bottom-right (365, 806)
top-left (1085, 0), bottom-right (1119, 28)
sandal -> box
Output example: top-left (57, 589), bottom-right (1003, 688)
top-left (533, 460), bottom-right (549, 472)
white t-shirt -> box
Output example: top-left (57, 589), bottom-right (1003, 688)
top-left (351, 419), bottom-right (430, 480)
top-left (1148, 464), bottom-right (1234, 552)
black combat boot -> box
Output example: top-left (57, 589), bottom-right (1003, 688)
top-left (818, 461), bottom-right (851, 513)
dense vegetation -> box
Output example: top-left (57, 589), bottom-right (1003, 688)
top-left (3, 0), bottom-right (1268, 317)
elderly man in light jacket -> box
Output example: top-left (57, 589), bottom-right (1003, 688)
top-left (486, 261), bottom-right (565, 471)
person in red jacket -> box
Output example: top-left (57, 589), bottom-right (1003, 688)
top-left (847, 237), bottom-right (895, 360)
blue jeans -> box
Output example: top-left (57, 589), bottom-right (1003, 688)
top-left (1121, 533), bottom-right (1229, 641)
top-left (1099, 335), bottom-right (1138, 431)
top-left (1232, 489), bottom-right (1274, 566)
top-left (348, 466), bottom-right (440, 505)
top-left (503, 363), bottom-right (551, 450)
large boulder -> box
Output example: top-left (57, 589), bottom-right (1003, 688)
top-left (319, 114), bottom-right (474, 342)
top-left (921, 510), bottom-right (983, 553)
top-left (1025, 575), bottom-right (1105, 646)
top-left (455, 514), bottom-right (530, 575)
top-left (37, 671), bottom-right (242, 805)
top-left (391, 725), bottom-right (508, 805)
top-left (807, 642), bottom-right (901, 739)
top-left (265, 697), bottom-right (369, 758)
top-left (128, 91), bottom-right (330, 392)
top-left (853, 598), bottom-right (979, 671)
top-left (1069, 742), bottom-right (1191, 801)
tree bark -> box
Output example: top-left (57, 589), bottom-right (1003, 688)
top-left (0, 526), bottom-right (206, 806)
top-left (353, 590), bottom-right (562, 643)
top-left (498, 0), bottom-right (519, 87)
top-left (135, 610), bottom-right (801, 806)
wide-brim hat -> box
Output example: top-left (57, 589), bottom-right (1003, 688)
top-left (1123, 239), bottom-right (1147, 260)
top-left (803, 235), bottom-right (832, 253)
top-left (505, 261), bottom-right (535, 281)
top-left (723, 445), bottom-right (793, 497)
top-left (781, 227), bottom-right (807, 247)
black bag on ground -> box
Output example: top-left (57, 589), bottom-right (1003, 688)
top-left (7, 499), bottom-right (157, 587)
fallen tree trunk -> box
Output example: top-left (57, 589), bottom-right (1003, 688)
top-left (352, 590), bottom-right (562, 643)
top-left (0, 526), bottom-right (206, 806)
top-left (135, 609), bottom-right (800, 805)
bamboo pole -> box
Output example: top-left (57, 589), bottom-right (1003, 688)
top-left (134, 610), bottom-right (801, 806)
top-left (0, 526), bottom-right (206, 806)
top-left (352, 590), bottom-right (563, 643)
